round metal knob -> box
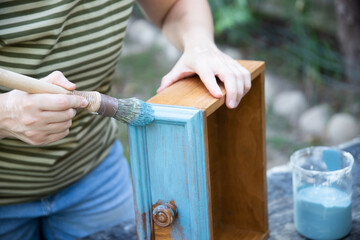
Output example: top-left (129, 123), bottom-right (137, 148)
top-left (152, 201), bottom-right (177, 227)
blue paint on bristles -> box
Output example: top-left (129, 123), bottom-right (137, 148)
top-left (129, 100), bottom-right (154, 126)
top-left (114, 98), bottom-right (154, 126)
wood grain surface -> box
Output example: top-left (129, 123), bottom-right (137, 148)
top-left (148, 60), bottom-right (265, 116)
top-left (214, 226), bottom-right (269, 240)
top-left (146, 60), bottom-right (268, 239)
top-left (207, 72), bottom-right (268, 239)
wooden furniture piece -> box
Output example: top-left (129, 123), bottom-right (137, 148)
top-left (128, 60), bottom-right (268, 240)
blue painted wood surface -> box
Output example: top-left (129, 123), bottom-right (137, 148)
top-left (128, 104), bottom-right (210, 240)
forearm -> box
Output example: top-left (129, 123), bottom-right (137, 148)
top-left (161, 0), bottom-right (215, 52)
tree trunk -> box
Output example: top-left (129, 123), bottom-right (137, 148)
top-left (335, 0), bottom-right (360, 83)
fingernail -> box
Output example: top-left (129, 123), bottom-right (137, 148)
top-left (156, 86), bottom-right (164, 93)
top-left (217, 89), bottom-right (223, 97)
top-left (68, 82), bottom-right (75, 88)
top-left (62, 76), bottom-right (74, 86)
top-left (81, 98), bottom-right (88, 107)
top-left (229, 100), bottom-right (236, 108)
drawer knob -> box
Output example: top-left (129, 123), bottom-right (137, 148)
top-left (152, 200), bottom-right (177, 227)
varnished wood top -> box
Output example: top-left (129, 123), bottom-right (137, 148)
top-left (147, 60), bottom-right (265, 116)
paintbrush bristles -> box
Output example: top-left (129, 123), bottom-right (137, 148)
top-left (132, 100), bottom-right (155, 125)
top-left (72, 91), bottom-right (154, 126)
top-left (114, 98), bottom-right (154, 126)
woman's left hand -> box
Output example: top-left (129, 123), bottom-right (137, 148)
top-left (157, 40), bottom-right (251, 109)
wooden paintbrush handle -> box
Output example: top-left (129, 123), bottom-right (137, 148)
top-left (0, 68), bottom-right (69, 94)
top-left (0, 68), bottom-right (103, 113)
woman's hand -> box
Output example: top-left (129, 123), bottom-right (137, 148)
top-left (133, 0), bottom-right (252, 108)
top-left (0, 71), bottom-right (88, 145)
top-left (157, 40), bottom-right (251, 109)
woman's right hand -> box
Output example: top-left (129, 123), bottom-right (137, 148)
top-left (0, 71), bottom-right (88, 146)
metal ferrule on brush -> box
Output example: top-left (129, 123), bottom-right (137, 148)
top-left (97, 94), bottom-right (119, 117)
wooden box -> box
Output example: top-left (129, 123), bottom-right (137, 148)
top-left (128, 60), bottom-right (268, 239)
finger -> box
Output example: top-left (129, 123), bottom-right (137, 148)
top-left (36, 94), bottom-right (88, 111)
top-left (227, 61), bottom-right (245, 106)
top-left (235, 75), bottom-right (244, 105)
top-left (197, 67), bottom-right (223, 98)
top-left (157, 65), bottom-right (194, 93)
top-left (236, 63), bottom-right (251, 94)
top-left (40, 130), bottom-right (70, 145)
top-left (41, 109), bottom-right (77, 123)
top-left (41, 71), bottom-right (76, 91)
top-left (44, 120), bottom-right (72, 133)
top-left (28, 129), bottom-right (69, 146)
top-left (217, 71), bottom-right (237, 108)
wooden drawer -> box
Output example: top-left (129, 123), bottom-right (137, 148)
top-left (128, 60), bottom-right (268, 240)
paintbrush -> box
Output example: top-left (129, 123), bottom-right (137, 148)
top-left (0, 68), bottom-right (154, 126)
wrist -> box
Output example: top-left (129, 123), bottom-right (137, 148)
top-left (0, 92), bottom-right (14, 139)
top-left (183, 32), bottom-right (216, 53)
top-left (182, 27), bottom-right (215, 50)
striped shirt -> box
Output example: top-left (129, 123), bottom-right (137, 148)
top-left (0, 0), bottom-right (134, 205)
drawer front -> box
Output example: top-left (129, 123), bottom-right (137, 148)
top-left (128, 105), bottom-right (210, 240)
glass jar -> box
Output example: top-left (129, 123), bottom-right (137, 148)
top-left (291, 146), bottom-right (354, 240)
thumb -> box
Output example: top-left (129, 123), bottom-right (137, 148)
top-left (40, 71), bottom-right (76, 91)
top-left (157, 66), bottom-right (194, 93)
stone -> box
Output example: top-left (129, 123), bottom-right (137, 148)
top-left (272, 90), bottom-right (307, 125)
top-left (264, 74), bottom-right (279, 108)
top-left (264, 74), bottom-right (293, 109)
top-left (298, 104), bottom-right (331, 141)
top-left (326, 113), bottom-right (360, 145)
top-left (80, 220), bottom-right (137, 240)
top-left (267, 147), bottom-right (289, 169)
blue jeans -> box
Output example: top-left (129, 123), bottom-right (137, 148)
top-left (0, 140), bottom-right (135, 240)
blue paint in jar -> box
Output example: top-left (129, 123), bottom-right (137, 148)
top-left (294, 186), bottom-right (352, 240)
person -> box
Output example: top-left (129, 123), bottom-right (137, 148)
top-left (0, 0), bottom-right (251, 239)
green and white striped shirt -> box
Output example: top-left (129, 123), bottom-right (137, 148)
top-left (0, 0), bottom-right (134, 205)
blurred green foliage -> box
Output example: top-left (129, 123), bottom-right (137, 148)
top-left (209, 0), bottom-right (253, 34)
top-left (209, 0), bottom-right (359, 113)
top-left (115, 1), bottom-right (358, 163)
